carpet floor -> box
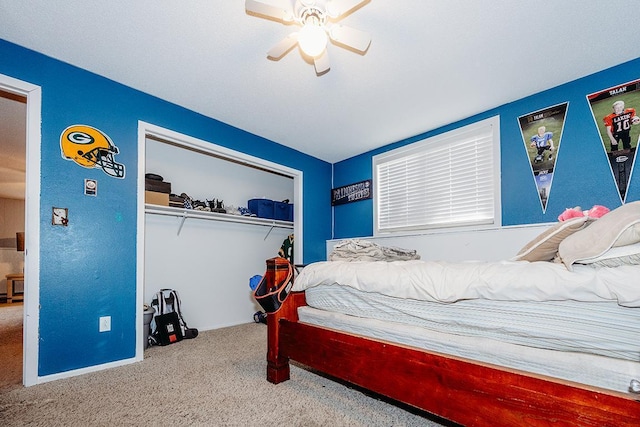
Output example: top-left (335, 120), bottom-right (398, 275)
top-left (0, 303), bottom-right (23, 390)
top-left (0, 319), bottom-right (453, 426)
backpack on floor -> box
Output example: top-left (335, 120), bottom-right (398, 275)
top-left (149, 289), bottom-right (198, 346)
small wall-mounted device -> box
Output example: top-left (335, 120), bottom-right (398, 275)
top-left (84, 178), bottom-right (97, 196)
top-left (99, 316), bottom-right (111, 332)
top-left (52, 207), bottom-right (68, 226)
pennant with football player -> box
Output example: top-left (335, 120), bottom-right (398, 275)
top-left (518, 102), bottom-right (568, 213)
top-left (587, 79), bottom-right (640, 203)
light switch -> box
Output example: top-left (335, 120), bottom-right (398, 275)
top-left (52, 207), bottom-right (68, 226)
top-left (99, 316), bottom-right (111, 332)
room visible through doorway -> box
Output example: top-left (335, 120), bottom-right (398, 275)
top-left (0, 87), bottom-right (27, 388)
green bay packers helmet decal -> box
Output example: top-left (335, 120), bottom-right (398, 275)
top-left (60, 125), bottom-right (125, 178)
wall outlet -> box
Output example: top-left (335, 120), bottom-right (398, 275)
top-left (99, 316), bottom-right (111, 332)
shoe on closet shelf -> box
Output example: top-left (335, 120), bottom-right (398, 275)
top-left (192, 199), bottom-right (207, 210)
top-left (238, 207), bottom-right (255, 217)
top-left (181, 193), bottom-right (193, 209)
top-left (211, 198), bottom-right (226, 213)
top-left (226, 205), bottom-right (241, 215)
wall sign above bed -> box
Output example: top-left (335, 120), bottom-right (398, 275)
top-left (331, 180), bottom-right (372, 206)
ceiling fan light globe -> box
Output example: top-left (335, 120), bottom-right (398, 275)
top-left (298, 24), bottom-right (328, 57)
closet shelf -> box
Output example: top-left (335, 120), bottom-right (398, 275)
top-left (145, 204), bottom-right (294, 234)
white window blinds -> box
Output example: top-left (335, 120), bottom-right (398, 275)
top-left (374, 116), bottom-right (500, 233)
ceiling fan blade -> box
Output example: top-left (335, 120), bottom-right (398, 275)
top-left (267, 33), bottom-right (299, 60)
top-left (313, 49), bottom-right (330, 75)
top-left (326, 0), bottom-right (368, 19)
top-left (328, 24), bottom-right (371, 53)
top-left (245, 0), bottom-right (294, 23)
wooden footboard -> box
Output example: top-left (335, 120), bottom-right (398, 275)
top-left (267, 291), bottom-right (640, 426)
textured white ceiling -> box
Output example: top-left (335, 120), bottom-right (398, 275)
top-left (1, 0), bottom-right (640, 168)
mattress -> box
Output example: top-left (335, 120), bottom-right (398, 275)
top-left (304, 284), bottom-right (640, 361)
top-left (297, 305), bottom-right (640, 394)
top-left (292, 260), bottom-right (640, 307)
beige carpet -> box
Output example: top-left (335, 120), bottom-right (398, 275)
top-left (0, 320), bottom-right (453, 426)
top-left (0, 303), bottom-right (23, 390)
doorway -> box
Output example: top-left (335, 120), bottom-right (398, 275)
top-left (0, 88), bottom-right (26, 389)
top-left (0, 73), bottom-right (42, 387)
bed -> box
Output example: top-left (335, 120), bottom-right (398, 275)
top-left (262, 202), bottom-right (640, 426)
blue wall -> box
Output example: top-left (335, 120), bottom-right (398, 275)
top-left (0, 40), bottom-right (332, 376)
top-left (333, 57), bottom-right (640, 238)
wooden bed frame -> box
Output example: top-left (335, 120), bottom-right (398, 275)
top-left (266, 291), bottom-right (640, 426)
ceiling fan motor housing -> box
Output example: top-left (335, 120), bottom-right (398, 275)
top-left (299, 5), bottom-right (327, 27)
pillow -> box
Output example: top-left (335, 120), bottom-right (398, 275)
top-left (558, 201), bottom-right (640, 270)
top-left (576, 241), bottom-right (640, 268)
top-left (512, 216), bottom-right (591, 262)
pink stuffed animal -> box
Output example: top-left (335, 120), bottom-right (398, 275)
top-left (557, 206), bottom-right (584, 221)
top-left (557, 205), bottom-right (610, 221)
top-left (585, 205), bottom-right (609, 219)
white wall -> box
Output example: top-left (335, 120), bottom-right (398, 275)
top-left (326, 224), bottom-right (552, 262)
top-left (144, 137), bottom-right (295, 330)
top-left (145, 215), bottom-right (291, 330)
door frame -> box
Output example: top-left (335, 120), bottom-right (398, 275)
top-left (0, 73), bottom-right (42, 386)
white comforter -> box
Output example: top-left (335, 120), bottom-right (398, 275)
top-left (292, 260), bottom-right (640, 307)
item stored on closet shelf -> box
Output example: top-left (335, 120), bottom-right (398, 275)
top-left (145, 173), bottom-right (163, 181)
top-left (248, 198), bottom-right (293, 221)
top-left (225, 205), bottom-right (241, 215)
top-left (169, 193), bottom-right (185, 208)
top-left (192, 199), bottom-right (208, 210)
top-left (274, 200), bottom-right (294, 221)
top-left (248, 198), bottom-right (275, 219)
top-left (181, 193), bottom-right (194, 209)
top-left (144, 173), bottom-right (172, 206)
top-left (209, 198), bottom-right (226, 213)
top-left (238, 206), bottom-right (255, 217)
top-left (145, 191), bottom-right (169, 206)
top-left (144, 175), bottom-right (171, 194)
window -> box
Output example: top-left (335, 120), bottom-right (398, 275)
top-left (373, 116), bottom-right (500, 234)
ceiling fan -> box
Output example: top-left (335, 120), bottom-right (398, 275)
top-left (245, 0), bottom-right (372, 75)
